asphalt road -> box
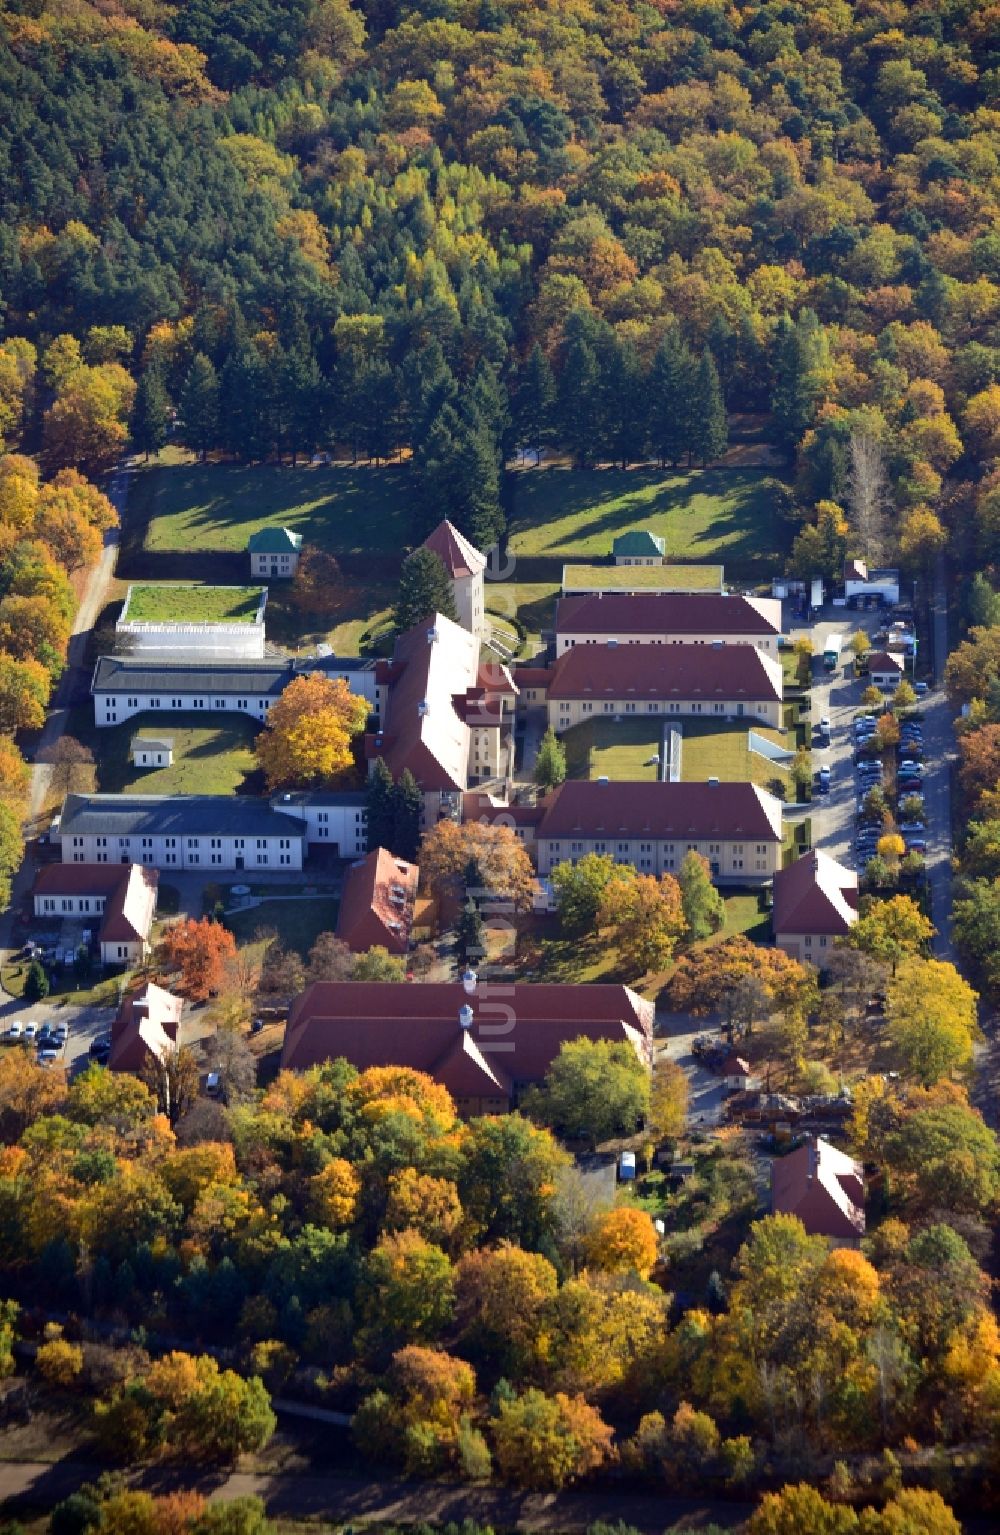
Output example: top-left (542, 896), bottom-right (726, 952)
top-left (0, 1458), bottom-right (748, 1532)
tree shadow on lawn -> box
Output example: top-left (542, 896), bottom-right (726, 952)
top-left (508, 467), bottom-right (785, 563)
top-left (142, 462), bottom-right (417, 557)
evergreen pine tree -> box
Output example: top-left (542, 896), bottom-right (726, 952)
top-left (365, 757), bottom-right (394, 853)
top-left (130, 366), bottom-right (170, 459)
top-left (280, 344), bottom-right (325, 466)
top-left (534, 726), bottom-right (567, 790)
top-left (178, 353), bottom-right (220, 459)
top-left (394, 549), bottom-right (457, 634)
top-left (557, 331), bottom-right (602, 467)
top-left (512, 344), bottom-right (556, 463)
top-left (23, 958), bottom-right (49, 1002)
top-left (470, 360), bottom-right (511, 460)
top-left (220, 344), bottom-right (270, 461)
top-left (456, 899), bottom-right (485, 965)
top-left (390, 769), bottom-right (423, 862)
top-left (689, 349), bottom-right (728, 466)
top-left (603, 337), bottom-right (646, 468)
top-left (647, 326), bottom-right (695, 467)
top-left (413, 402), bottom-right (503, 550)
top-left (771, 310), bottom-right (829, 454)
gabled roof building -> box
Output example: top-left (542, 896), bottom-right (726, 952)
top-left (109, 982), bottom-right (182, 1074)
top-left (772, 849), bottom-right (857, 962)
top-left (555, 592), bottom-right (783, 655)
top-left (281, 977), bottom-right (654, 1116)
top-left (32, 861), bottom-right (159, 965)
top-left (772, 1136), bottom-right (866, 1245)
top-left (543, 641), bottom-right (784, 729)
top-left (534, 779), bottom-right (783, 882)
top-left (368, 613), bottom-right (516, 817)
top-left (336, 848), bottom-right (419, 955)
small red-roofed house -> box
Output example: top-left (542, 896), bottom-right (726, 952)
top-left (771, 1136), bottom-right (866, 1246)
top-left (108, 981), bottom-right (182, 1074)
top-left (32, 862), bottom-right (158, 966)
top-left (336, 848), bottom-right (419, 955)
top-left (772, 849), bottom-right (858, 963)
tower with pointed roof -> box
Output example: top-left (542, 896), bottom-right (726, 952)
top-left (420, 519), bottom-right (487, 639)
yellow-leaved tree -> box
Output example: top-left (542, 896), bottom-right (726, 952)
top-left (255, 673), bottom-right (369, 790)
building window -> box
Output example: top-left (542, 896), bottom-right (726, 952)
top-left (211, 854), bottom-right (222, 865)
top-left (188, 852), bottom-right (200, 865)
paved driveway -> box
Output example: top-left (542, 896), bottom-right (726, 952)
top-left (658, 1011), bottom-right (726, 1127)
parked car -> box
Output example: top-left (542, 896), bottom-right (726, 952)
top-left (914, 682), bottom-right (929, 696)
top-left (818, 766), bottom-right (831, 793)
top-left (899, 761), bottom-right (924, 776)
top-left (898, 822), bottom-right (926, 835)
top-left (89, 1033), bottom-right (112, 1056)
top-left (22, 1021), bottom-right (38, 1041)
top-left (37, 1048), bottom-right (59, 1066)
top-left (817, 716), bottom-right (831, 740)
top-left (53, 1023), bottom-right (69, 1046)
top-left (898, 778), bottom-right (923, 794)
top-left (6, 1021), bottom-right (22, 1042)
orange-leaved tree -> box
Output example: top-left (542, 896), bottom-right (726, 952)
top-left (254, 673), bottom-right (369, 790)
top-left (156, 918), bottom-right (237, 1002)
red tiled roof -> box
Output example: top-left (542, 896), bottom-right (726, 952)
top-left (336, 848), bottom-right (419, 955)
top-left (109, 981), bottom-right (180, 1073)
top-left (371, 613), bottom-right (482, 791)
top-left (513, 666), bottom-right (555, 688)
top-left (773, 850), bottom-right (858, 937)
top-left (868, 650), bottom-right (904, 673)
top-left (772, 1136), bottom-right (865, 1239)
top-left (556, 592), bottom-right (781, 637)
top-left (536, 781), bottom-right (783, 842)
top-left (546, 642), bottom-right (783, 702)
top-left (282, 979), bottom-right (654, 1090)
top-left (420, 520), bottom-right (487, 578)
top-left (33, 862), bottom-right (158, 946)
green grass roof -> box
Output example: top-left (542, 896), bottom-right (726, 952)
top-left (122, 584), bottom-right (265, 624)
top-left (562, 563), bottom-right (724, 593)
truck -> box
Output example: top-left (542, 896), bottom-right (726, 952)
top-left (823, 631), bottom-right (844, 671)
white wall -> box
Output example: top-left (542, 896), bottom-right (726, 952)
top-left (62, 831), bottom-right (304, 872)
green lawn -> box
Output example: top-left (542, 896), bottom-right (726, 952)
top-left (224, 898), bottom-right (339, 957)
top-left (507, 466), bottom-right (789, 569)
top-left (679, 719), bottom-right (791, 793)
top-left (133, 461), bottom-right (790, 579)
top-left (135, 461), bottom-right (414, 556)
top-left (562, 717), bottom-right (663, 781)
top-left (124, 583), bottom-right (263, 623)
top-left (93, 715), bottom-right (260, 796)
top-left (562, 563), bottom-right (724, 592)
top-left (485, 580), bottom-right (559, 644)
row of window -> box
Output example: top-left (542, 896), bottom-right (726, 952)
top-left (72, 851), bottom-right (294, 867)
top-left (72, 836), bottom-right (293, 850)
top-left (559, 840), bottom-right (770, 856)
top-left (560, 700), bottom-right (752, 716)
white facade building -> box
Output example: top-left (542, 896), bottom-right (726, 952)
top-left (92, 654), bottom-right (378, 728)
top-left (271, 791), bottom-right (368, 857)
top-left (58, 794), bottom-right (306, 872)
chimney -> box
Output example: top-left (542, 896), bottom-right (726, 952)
top-left (597, 775), bottom-right (609, 785)
top-left (462, 969), bottom-right (477, 995)
top-left (458, 1004), bottom-right (474, 1030)
top-left (708, 777), bottom-right (719, 786)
